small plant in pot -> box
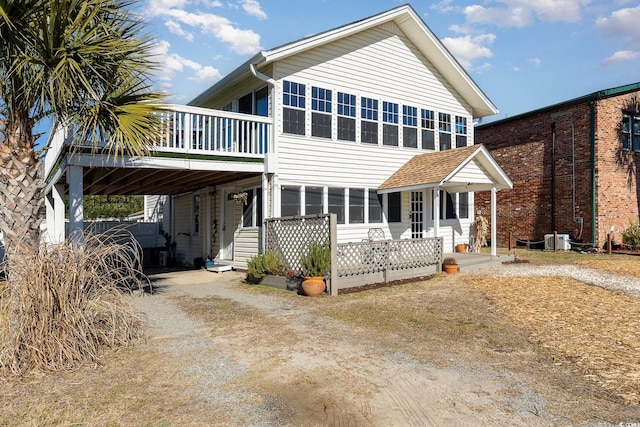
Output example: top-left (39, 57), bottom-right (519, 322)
top-left (442, 256), bottom-right (459, 274)
top-left (299, 241), bottom-right (331, 296)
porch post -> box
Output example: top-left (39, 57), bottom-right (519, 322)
top-left (491, 185), bottom-right (497, 256)
top-left (67, 165), bottom-right (84, 242)
top-left (433, 186), bottom-right (440, 239)
top-left (45, 183), bottom-right (65, 243)
top-left (261, 173), bottom-right (268, 250)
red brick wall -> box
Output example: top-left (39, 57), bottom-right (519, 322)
top-left (475, 103), bottom-right (593, 247)
top-left (594, 94), bottom-right (640, 246)
top-left (475, 91), bottom-right (640, 248)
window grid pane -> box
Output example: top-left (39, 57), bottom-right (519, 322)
top-left (283, 81), bottom-right (305, 109)
top-left (439, 113), bottom-right (451, 132)
top-left (383, 101), bottom-right (398, 124)
top-left (337, 92), bottom-right (356, 117)
top-left (361, 97), bottom-right (378, 121)
top-left (311, 86), bottom-right (332, 113)
top-left (421, 109), bottom-right (435, 129)
top-left (403, 105), bottom-right (417, 127)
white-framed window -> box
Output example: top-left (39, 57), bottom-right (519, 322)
top-left (349, 188), bottom-right (365, 224)
top-left (283, 80), bottom-right (305, 135)
top-left (328, 187), bottom-right (345, 224)
top-left (439, 190), bottom-right (470, 220)
top-left (421, 109), bottom-right (435, 150)
top-left (305, 186), bottom-right (323, 215)
top-left (361, 97), bottom-right (378, 144)
top-left (622, 113), bottom-right (640, 152)
top-left (337, 92), bottom-right (356, 142)
top-left (382, 101), bottom-right (399, 146)
top-left (311, 86), bottom-right (332, 138)
top-left (368, 189), bottom-right (383, 223)
top-left (439, 112), bottom-right (451, 150)
top-left (455, 116), bottom-right (467, 148)
top-left (192, 194), bottom-right (200, 236)
top-left (402, 105), bottom-right (418, 149)
top-left (242, 187), bottom-right (263, 228)
top-left (387, 192), bottom-right (402, 223)
top-left (281, 185), bottom-right (301, 217)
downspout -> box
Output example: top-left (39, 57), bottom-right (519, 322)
top-left (551, 122), bottom-right (556, 233)
top-left (589, 100), bottom-right (597, 247)
top-left (250, 63), bottom-right (276, 252)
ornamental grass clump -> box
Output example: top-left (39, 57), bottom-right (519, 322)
top-left (622, 220), bottom-right (640, 249)
top-left (0, 231), bottom-right (145, 376)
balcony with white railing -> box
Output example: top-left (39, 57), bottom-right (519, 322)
top-left (45, 104), bottom-right (273, 179)
top-left (155, 104), bottom-right (272, 158)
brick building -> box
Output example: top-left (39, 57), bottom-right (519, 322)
top-left (475, 82), bottom-right (640, 249)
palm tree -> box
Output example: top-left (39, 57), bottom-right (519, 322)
top-left (0, 0), bottom-right (165, 363)
top-left (0, 0), bottom-right (164, 257)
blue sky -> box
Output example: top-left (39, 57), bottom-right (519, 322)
top-left (141, 0), bottom-right (640, 122)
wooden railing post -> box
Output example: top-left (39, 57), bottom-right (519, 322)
top-left (553, 230), bottom-right (558, 252)
top-left (508, 231), bottom-right (513, 251)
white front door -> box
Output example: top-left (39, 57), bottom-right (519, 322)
top-left (222, 191), bottom-right (236, 260)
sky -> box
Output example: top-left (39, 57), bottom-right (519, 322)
top-left (139, 0), bottom-right (640, 123)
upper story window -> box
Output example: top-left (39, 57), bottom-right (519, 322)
top-left (622, 114), bottom-right (640, 152)
top-left (337, 92), bottom-right (356, 142)
top-left (421, 109), bottom-right (435, 150)
top-left (455, 116), bottom-right (467, 148)
top-left (311, 86), bottom-right (332, 139)
top-left (439, 112), bottom-right (451, 150)
top-left (382, 101), bottom-right (399, 146)
top-left (283, 80), bottom-right (305, 135)
top-left (402, 105), bottom-right (418, 149)
top-left (361, 97), bottom-right (378, 144)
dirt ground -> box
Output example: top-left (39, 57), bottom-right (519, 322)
top-left (3, 258), bottom-right (640, 425)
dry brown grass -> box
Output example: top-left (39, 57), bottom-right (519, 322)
top-left (470, 275), bottom-right (640, 404)
top-left (0, 231), bottom-right (145, 376)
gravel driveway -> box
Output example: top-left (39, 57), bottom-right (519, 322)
top-left (136, 268), bottom-right (567, 426)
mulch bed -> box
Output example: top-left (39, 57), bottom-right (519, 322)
top-left (338, 275), bottom-right (435, 294)
top-left (469, 274), bottom-right (640, 404)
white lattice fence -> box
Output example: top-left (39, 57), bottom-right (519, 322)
top-left (265, 214), bottom-right (332, 274)
top-left (337, 237), bottom-right (443, 279)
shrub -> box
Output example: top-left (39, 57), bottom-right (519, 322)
top-left (0, 231), bottom-right (145, 376)
top-left (442, 257), bottom-right (458, 265)
top-left (622, 220), bottom-right (640, 249)
top-left (300, 241), bottom-right (331, 277)
top-left (247, 251), bottom-right (285, 279)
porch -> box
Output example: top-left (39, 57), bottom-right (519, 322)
top-left (43, 104), bottom-right (273, 244)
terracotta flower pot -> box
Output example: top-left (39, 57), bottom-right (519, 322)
top-left (301, 277), bottom-right (326, 296)
top-left (443, 264), bottom-right (459, 274)
top-left (456, 244), bottom-right (468, 253)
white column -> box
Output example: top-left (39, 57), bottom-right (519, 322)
top-left (45, 183), bottom-right (66, 243)
top-left (67, 165), bottom-right (84, 242)
top-left (433, 186), bottom-right (440, 239)
top-left (491, 185), bottom-right (497, 257)
top-left (261, 173), bottom-right (268, 250)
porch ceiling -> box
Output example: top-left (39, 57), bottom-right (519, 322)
top-left (68, 167), bottom-right (259, 196)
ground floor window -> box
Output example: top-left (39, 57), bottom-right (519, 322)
top-left (388, 192), bottom-right (402, 223)
top-left (349, 188), bottom-right (365, 224)
top-left (242, 187), bottom-right (263, 227)
top-left (440, 190), bottom-right (470, 220)
top-left (368, 190), bottom-right (383, 223)
top-left (328, 187), bottom-right (345, 224)
top-left (281, 186), bottom-right (300, 217)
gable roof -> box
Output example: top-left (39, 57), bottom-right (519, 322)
top-left (190, 4), bottom-right (497, 118)
top-left (378, 144), bottom-right (513, 193)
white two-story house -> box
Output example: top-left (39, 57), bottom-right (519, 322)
top-left (44, 4), bottom-right (512, 269)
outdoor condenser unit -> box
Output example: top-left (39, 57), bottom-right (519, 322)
top-left (544, 234), bottom-right (571, 251)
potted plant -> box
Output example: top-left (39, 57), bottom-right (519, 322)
top-left (299, 241), bottom-right (331, 296)
top-left (442, 257), bottom-right (459, 274)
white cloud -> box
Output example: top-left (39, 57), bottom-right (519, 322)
top-left (441, 33), bottom-right (496, 70)
top-left (596, 6), bottom-right (640, 64)
top-left (240, 0), bottom-right (267, 20)
top-left (596, 6), bottom-right (640, 42)
top-left (528, 57), bottom-right (541, 68)
top-left (149, 40), bottom-right (223, 84)
top-left (147, 1), bottom-right (262, 54)
top-left (602, 50), bottom-right (640, 66)
top-left (164, 20), bottom-right (194, 41)
top-left (464, 0), bottom-right (583, 27)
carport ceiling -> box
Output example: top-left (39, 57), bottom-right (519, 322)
top-left (68, 167), bottom-right (259, 196)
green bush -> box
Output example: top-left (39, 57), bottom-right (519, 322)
top-left (622, 220), bottom-right (640, 248)
top-left (247, 251), bottom-right (285, 279)
top-left (300, 241), bottom-right (331, 277)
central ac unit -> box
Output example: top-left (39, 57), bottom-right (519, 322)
top-left (544, 234), bottom-right (571, 250)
